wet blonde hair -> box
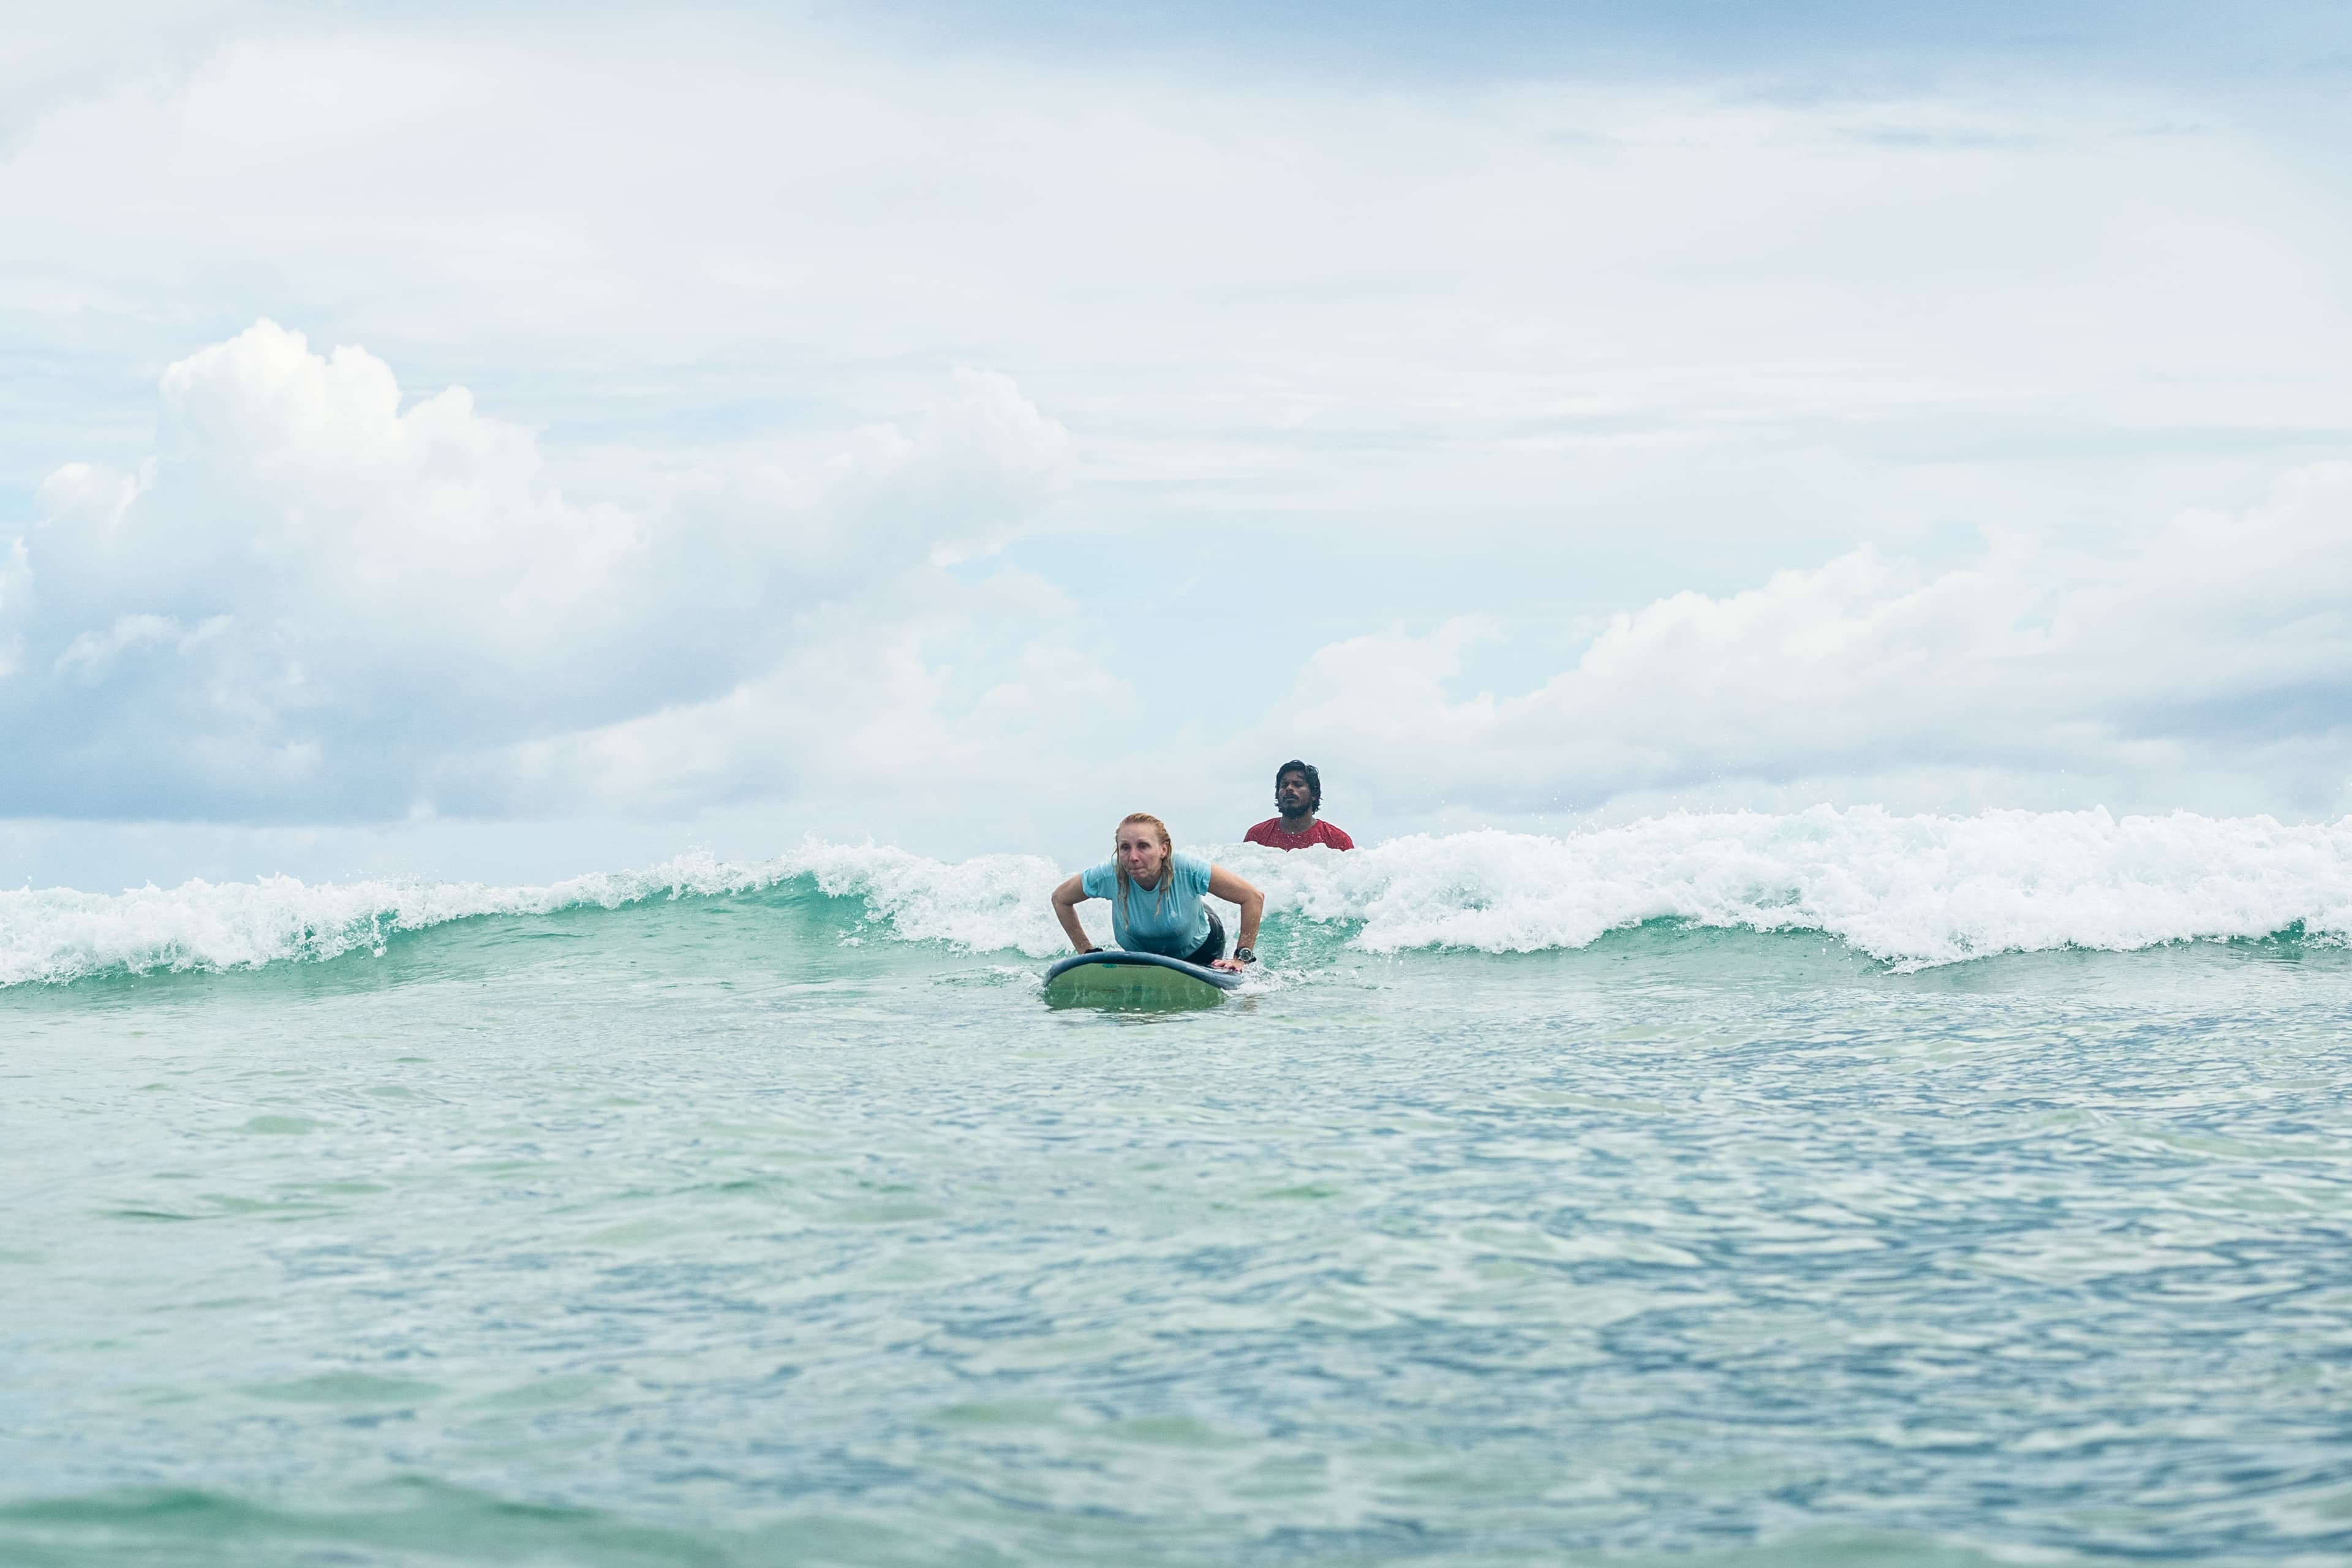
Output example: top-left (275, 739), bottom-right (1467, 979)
top-left (1114, 812), bottom-right (1175, 926)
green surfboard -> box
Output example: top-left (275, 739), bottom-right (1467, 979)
top-left (1042, 950), bottom-right (1240, 1009)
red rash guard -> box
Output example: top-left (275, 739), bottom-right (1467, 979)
top-left (1243, 818), bottom-right (1355, 851)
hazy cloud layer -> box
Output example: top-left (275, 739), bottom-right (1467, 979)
top-left (7, 10), bottom-right (2345, 560)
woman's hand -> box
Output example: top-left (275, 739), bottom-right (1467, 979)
top-left (1204, 864), bottom-right (1266, 968)
top-left (1210, 955), bottom-right (1247, 972)
top-left (1049, 874), bottom-right (1098, 953)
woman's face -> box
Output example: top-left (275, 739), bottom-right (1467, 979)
top-left (1115, 824), bottom-right (1166, 883)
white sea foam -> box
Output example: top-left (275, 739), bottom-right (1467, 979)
top-left (5, 809), bottom-right (2350, 986)
top-left (0, 851), bottom-right (741, 988)
top-left (0, 843), bottom-right (1069, 987)
top-left (1234, 807), bottom-right (2352, 967)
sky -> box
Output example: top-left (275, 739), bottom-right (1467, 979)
top-left (3, 0), bottom-right (2350, 889)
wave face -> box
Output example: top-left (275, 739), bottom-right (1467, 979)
top-left (6, 808), bottom-right (2350, 987)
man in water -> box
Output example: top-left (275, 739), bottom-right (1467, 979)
top-left (1243, 760), bottom-right (1355, 851)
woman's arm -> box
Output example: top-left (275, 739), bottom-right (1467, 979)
top-left (1050, 873), bottom-right (1098, 953)
top-left (1205, 864), bottom-right (1264, 968)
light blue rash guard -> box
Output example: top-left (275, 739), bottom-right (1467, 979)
top-left (1080, 851), bottom-right (1213, 957)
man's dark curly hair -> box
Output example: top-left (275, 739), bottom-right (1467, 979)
top-left (1274, 760), bottom-right (1322, 810)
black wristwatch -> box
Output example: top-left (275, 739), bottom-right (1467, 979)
top-left (1234, 946), bottom-right (1256, 964)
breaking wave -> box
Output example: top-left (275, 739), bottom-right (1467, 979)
top-left (6, 807), bottom-right (2350, 987)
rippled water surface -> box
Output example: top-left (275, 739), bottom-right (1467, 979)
top-left (7, 884), bottom-right (2352, 1565)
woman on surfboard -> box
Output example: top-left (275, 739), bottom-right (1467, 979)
top-left (1050, 813), bottom-right (1265, 971)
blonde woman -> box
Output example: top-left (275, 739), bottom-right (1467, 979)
top-left (1050, 813), bottom-right (1265, 971)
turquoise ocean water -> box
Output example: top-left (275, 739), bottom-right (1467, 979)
top-left (7, 813), bottom-right (2352, 1566)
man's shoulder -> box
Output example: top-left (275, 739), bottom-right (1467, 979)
top-left (1242, 818), bottom-right (1283, 845)
top-left (1315, 821), bottom-right (1355, 850)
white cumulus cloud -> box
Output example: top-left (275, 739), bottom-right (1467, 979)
top-left (0, 322), bottom-right (1077, 822)
top-left (1244, 463), bottom-right (2352, 821)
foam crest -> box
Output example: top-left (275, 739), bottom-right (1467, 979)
top-left (0, 844), bottom-right (1078, 987)
top-left (789, 841), bottom-right (1071, 953)
top-left (0, 850), bottom-right (788, 987)
top-left (7, 810), bottom-right (2350, 986)
top-left (1228, 807), bottom-right (2352, 965)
